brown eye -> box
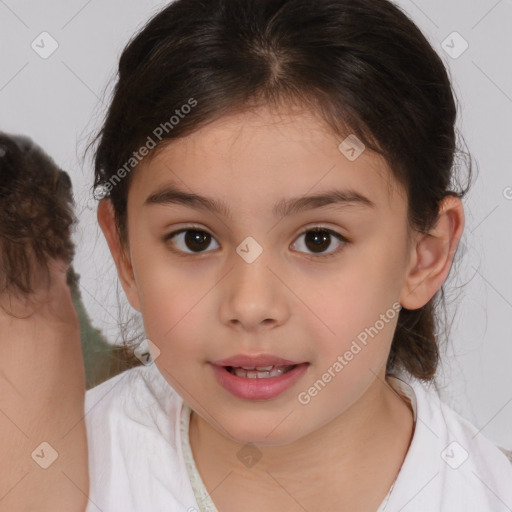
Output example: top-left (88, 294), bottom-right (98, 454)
top-left (292, 227), bottom-right (347, 257)
top-left (164, 228), bottom-right (220, 254)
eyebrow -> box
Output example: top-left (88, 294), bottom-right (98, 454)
top-left (144, 184), bottom-right (376, 219)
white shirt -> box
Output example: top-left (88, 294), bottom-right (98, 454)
top-left (84, 363), bottom-right (512, 512)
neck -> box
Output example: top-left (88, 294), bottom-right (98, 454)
top-left (188, 373), bottom-right (414, 509)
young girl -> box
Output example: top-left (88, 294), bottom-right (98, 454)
top-left (84, 0), bottom-right (512, 510)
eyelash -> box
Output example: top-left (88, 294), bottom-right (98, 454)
top-left (162, 224), bottom-right (349, 260)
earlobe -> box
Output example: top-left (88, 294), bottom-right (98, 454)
top-left (97, 199), bottom-right (141, 311)
top-left (400, 195), bottom-right (465, 310)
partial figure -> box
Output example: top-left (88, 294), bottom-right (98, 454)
top-left (0, 132), bottom-right (139, 512)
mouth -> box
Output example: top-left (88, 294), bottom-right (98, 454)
top-left (224, 364), bottom-right (297, 379)
top-left (210, 360), bottom-right (309, 400)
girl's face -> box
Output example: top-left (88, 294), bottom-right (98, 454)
top-left (120, 105), bottom-right (418, 445)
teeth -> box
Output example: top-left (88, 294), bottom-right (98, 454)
top-left (241, 365), bottom-right (273, 371)
top-left (230, 365), bottom-right (295, 378)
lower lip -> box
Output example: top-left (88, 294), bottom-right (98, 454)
top-left (210, 363), bottom-right (309, 400)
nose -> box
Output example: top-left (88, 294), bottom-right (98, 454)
top-left (218, 245), bottom-right (290, 332)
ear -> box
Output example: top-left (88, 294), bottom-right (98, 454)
top-left (97, 199), bottom-right (141, 312)
top-left (400, 195), bottom-right (465, 310)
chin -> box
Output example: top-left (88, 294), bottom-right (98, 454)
top-left (222, 417), bottom-right (306, 448)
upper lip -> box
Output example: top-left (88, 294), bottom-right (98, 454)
top-left (210, 354), bottom-right (305, 367)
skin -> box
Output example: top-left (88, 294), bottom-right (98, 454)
top-left (0, 259), bottom-right (88, 512)
top-left (98, 104), bottom-right (464, 511)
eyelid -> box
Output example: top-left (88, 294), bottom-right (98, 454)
top-left (163, 223), bottom-right (213, 238)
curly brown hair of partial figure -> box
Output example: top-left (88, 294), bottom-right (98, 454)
top-left (0, 132), bottom-right (142, 386)
top-left (0, 133), bottom-right (77, 296)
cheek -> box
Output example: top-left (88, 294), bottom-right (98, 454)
top-left (303, 238), bottom-right (405, 366)
top-left (131, 254), bottom-right (211, 361)
top-left (296, 265), bottom-right (401, 415)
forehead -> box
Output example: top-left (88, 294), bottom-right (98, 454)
top-left (131, 105), bottom-right (405, 214)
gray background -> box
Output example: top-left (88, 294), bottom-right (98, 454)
top-left (0, 0), bottom-right (511, 448)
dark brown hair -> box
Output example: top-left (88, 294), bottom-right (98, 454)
top-left (0, 133), bottom-right (76, 296)
top-left (89, 0), bottom-right (473, 381)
